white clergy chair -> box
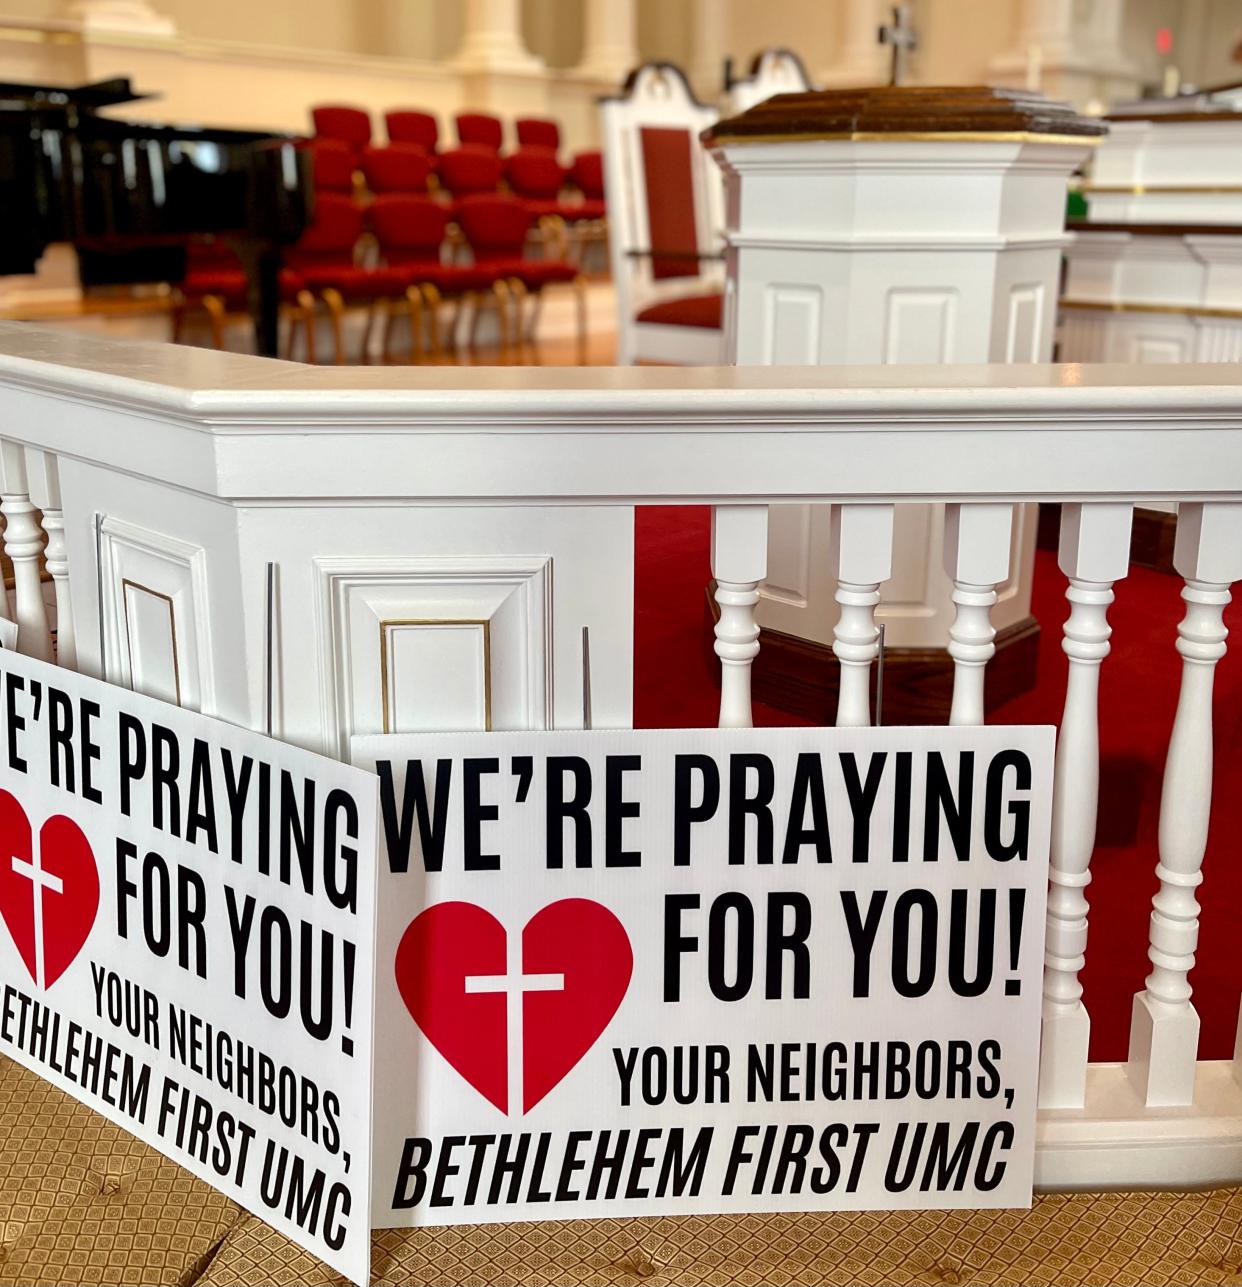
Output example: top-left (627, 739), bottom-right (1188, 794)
top-left (599, 62), bottom-right (726, 365)
top-left (727, 48), bottom-right (815, 115)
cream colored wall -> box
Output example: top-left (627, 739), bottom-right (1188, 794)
top-left (725, 0), bottom-right (840, 81)
top-left (910, 0), bottom-right (1018, 86)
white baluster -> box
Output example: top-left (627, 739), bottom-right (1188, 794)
top-left (25, 450), bottom-right (73, 670)
top-left (1128, 502), bottom-right (1242, 1108)
top-left (831, 503), bottom-right (894, 728)
top-left (943, 503), bottom-right (1014, 727)
top-left (1039, 502), bottom-right (1133, 1109)
top-left (0, 441), bottom-right (52, 662)
top-left (712, 504), bottom-right (768, 729)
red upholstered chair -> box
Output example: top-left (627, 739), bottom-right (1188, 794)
top-left (568, 149), bottom-right (606, 209)
top-left (385, 109), bottom-right (440, 153)
top-left (360, 143), bottom-right (433, 194)
top-left (435, 145), bottom-right (504, 208)
top-left (455, 111), bottom-right (504, 151)
top-left (286, 192), bottom-right (411, 362)
top-left (515, 117), bottom-right (560, 151)
top-left (599, 62), bottom-right (725, 364)
top-left (171, 241), bottom-right (314, 358)
top-left (311, 104), bottom-right (373, 157)
top-left (455, 192), bottom-right (583, 355)
top-left (369, 194), bottom-right (494, 358)
top-left (304, 138), bottom-right (356, 194)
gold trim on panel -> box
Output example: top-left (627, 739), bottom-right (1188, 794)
top-left (710, 130), bottom-right (1100, 147)
top-left (1082, 183), bottom-right (1242, 195)
top-left (379, 618), bottom-right (493, 733)
top-left (1060, 298), bottom-right (1242, 319)
top-left (120, 578), bottom-right (182, 706)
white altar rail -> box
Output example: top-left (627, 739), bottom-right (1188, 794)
top-left (1, 324), bottom-right (1242, 1191)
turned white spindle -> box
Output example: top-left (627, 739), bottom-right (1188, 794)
top-left (831, 503), bottom-right (894, 727)
top-left (1128, 502), bottom-right (1242, 1108)
top-left (943, 503), bottom-right (1014, 727)
top-left (1039, 502), bottom-right (1133, 1110)
top-left (712, 504), bottom-right (768, 728)
top-left (0, 440), bottom-right (52, 662)
top-left (25, 450), bottom-right (73, 669)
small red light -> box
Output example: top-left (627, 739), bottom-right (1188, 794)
top-left (1156, 26), bottom-right (1174, 56)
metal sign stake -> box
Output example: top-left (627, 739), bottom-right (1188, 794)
top-left (875, 623), bottom-right (886, 727)
top-left (581, 625), bottom-right (592, 731)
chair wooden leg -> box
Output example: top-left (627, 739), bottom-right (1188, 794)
top-left (297, 290), bottom-right (318, 365)
top-left (491, 280), bottom-right (512, 357)
top-left (420, 283), bottom-right (443, 358)
top-left (506, 278), bottom-right (529, 355)
top-left (362, 298), bottom-right (381, 364)
top-left (574, 274), bottom-right (587, 364)
top-left (202, 294), bottom-right (227, 350)
top-left (321, 287), bottom-right (346, 364)
top-left (453, 291), bottom-right (472, 356)
top-left (405, 288), bottom-right (424, 363)
top-left (381, 297), bottom-right (396, 363)
top-left (170, 293), bottom-right (187, 344)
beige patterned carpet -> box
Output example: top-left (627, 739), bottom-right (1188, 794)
top-left (0, 1057), bottom-right (1239, 1287)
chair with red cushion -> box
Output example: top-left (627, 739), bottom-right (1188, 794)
top-left (361, 143), bottom-right (433, 194)
top-left (311, 104), bottom-right (373, 157)
top-left (369, 194), bottom-right (494, 358)
top-left (435, 145), bottom-right (504, 209)
top-left (286, 192), bottom-right (411, 362)
top-left (385, 109), bottom-right (440, 153)
top-left (515, 117), bottom-right (560, 151)
top-left (304, 138), bottom-right (356, 194)
top-left (505, 147), bottom-right (570, 215)
top-left (568, 149), bottom-right (606, 215)
top-left (172, 241), bottom-right (314, 358)
top-left (455, 192), bottom-right (583, 355)
top-left (455, 111), bottom-right (504, 151)
top-left (599, 62), bottom-right (724, 364)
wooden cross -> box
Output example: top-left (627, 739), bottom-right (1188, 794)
top-left (878, 3), bottom-right (917, 87)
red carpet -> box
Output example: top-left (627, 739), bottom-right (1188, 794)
top-left (633, 506), bottom-right (1242, 1062)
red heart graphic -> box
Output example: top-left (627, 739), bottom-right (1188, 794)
top-left (0, 790), bottom-right (99, 989)
top-left (395, 899), bottom-right (632, 1114)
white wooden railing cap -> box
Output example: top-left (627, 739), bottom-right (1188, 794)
top-left (4, 325), bottom-right (1242, 506)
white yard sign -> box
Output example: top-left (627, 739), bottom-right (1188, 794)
top-left (0, 651), bottom-right (377, 1286)
top-left (355, 725), bottom-right (1053, 1228)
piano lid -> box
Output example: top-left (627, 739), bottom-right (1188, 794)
top-left (0, 77), bottom-right (153, 112)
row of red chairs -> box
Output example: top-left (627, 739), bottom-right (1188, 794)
top-left (305, 137), bottom-right (605, 224)
top-left (174, 192), bottom-right (583, 362)
top-left (312, 104), bottom-right (560, 157)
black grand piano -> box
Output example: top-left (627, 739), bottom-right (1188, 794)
top-left (0, 77), bottom-right (312, 356)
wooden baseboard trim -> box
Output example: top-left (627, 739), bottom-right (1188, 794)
top-left (705, 587), bottom-right (1041, 725)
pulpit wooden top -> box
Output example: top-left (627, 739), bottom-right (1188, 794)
top-left (706, 85), bottom-right (1107, 147)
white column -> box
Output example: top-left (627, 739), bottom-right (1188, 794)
top-left (25, 450), bottom-right (73, 671)
top-left (713, 505), bottom-right (768, 729)
top-left (943, 503), bottom-right (1014, 727)
top-left (819, 0), bottom-right (890, 88)
top-left (453, 0), bottom-right (542, 73)
top-left (61, 0), bottom-right (174, 36)
top-left (689, 0), bottom-right (730, 100)
top-left (1128, 503), bottom-right (1242, 1108)
top-left (989, 0), bottom-right (1138, 108)
top-left (831, 504), bottom-right (894, 728)
top-left (1038, 502), bottom-right (1133, 1109)
top-left (575, 0), bottom-right (637, 84)
top-left (0, 441), bottom-right (53, 663)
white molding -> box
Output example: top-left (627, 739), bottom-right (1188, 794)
top-left (97, 514), bottom-right (212, 713)
top-left (1036, 1062), bottom-right (1242, 1188)
top-left (313, 554), bottom-right (553, 760)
